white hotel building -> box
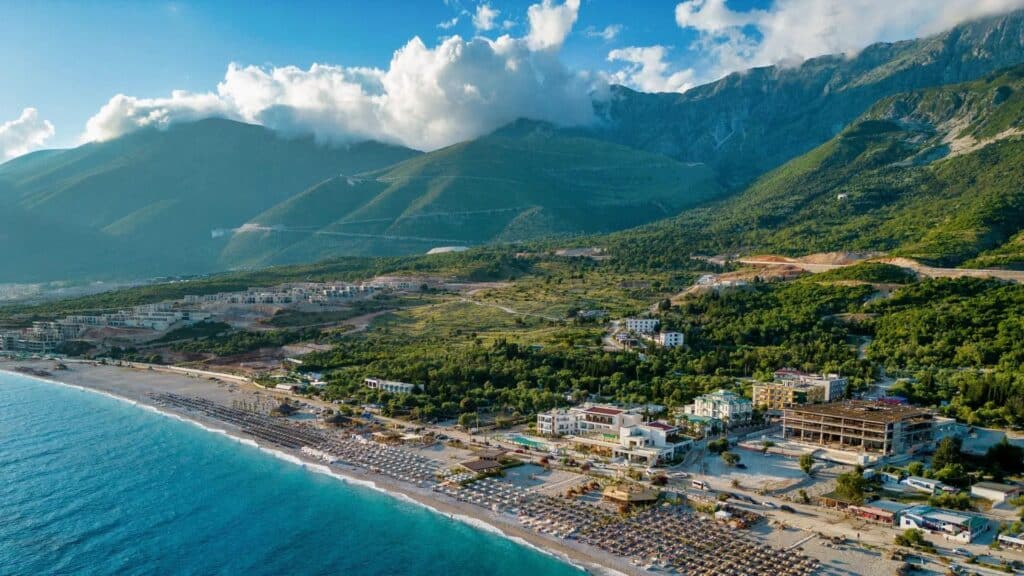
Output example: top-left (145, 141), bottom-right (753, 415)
top-left (684, 389), bottom-right (753, 426)
top-left (364, 378), bottom-right (418, 394)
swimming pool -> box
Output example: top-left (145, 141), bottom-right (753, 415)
top-left (508, 435), bottom-right (547, 449)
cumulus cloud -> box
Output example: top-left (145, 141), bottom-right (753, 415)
top-left (584, 24), bottom-right (622, 41)
top-left (675, 0), bottom-right (1024, 81)
top-left (81, 0), bottom-right (597, 151)
top-left (0, 108), bottom-right (56, 160)
top-left (608, 46), bottom-right (695, 93)
top-left (526, 0), bottom-right (580, 51)
top-left (473, 4), bottom-right (500, 31)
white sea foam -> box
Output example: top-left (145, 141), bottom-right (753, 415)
top-left (3, 368), bottom-right (609, 575)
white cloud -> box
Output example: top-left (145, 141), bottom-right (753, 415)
top-left (437, 16), bottom-right (460, 30)
top-left (473, 3), bottom-right (500, 31)
top-left (0, 108), bottom-right (56, 160)
top-left (82, 1), bottom-right (597, 152)
top-left (608, 46), bottom-right (695, 93)
top-left (585, 24), bottom-right (622, 41)
top-left (526, 0), bottom-right (580, 51)
top-left (675, 0), bottom-right (1024, 81)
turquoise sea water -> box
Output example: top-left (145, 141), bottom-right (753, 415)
top-left (0, 372), bottom-right (583, 576)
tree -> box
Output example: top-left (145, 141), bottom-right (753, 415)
top-left (932, 437), bottom-right (962, 471)
top-left (895, 528), bottom-right (926, 548)
top-left (835, 469), bottom-right (867, 504)
top-left (458, 412), bottom-right (477, 429)
top-left (987, 437), bottom-right (1024, 475)
top-left (708, 438), bottom-right (729, 454)
top-left (799, 453), bottom-right (815, 476)
top-left (761, 440), bottom-right (775, 454)
top-left (721, 451), bottom-right (741, 466)
top-left (907, 461), bottom-right (925, 477)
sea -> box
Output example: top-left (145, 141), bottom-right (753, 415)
top-left (0, 372), bottom-right (584, 576)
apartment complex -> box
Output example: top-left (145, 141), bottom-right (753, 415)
top-left (752, 380), bottom-right (825, 410)
top-left (683, 390), bottom-right (752, 426)
top-left (363, 378), bottom-right (418, 394)
top-left (781, 401), bottom-right (935, 463)
top-left (652, 331), bottom-right (684, 348)
top-left (773, 369), bottom-right (847, 402)
top-left (0, 304), bottom-right (209, 354)
top-left (623, 318), bottom-right (659, 334)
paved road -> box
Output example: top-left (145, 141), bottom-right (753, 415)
top-left (737, 258), bottom-right (1024, 283)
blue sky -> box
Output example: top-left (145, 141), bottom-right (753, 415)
top-left (1, 0), bottom-right (1021, 157)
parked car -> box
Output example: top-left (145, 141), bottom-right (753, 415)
top-left (779, 505), bottom-right (796, 513)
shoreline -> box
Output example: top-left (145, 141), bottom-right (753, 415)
top-left (0, 360), bottom-right (635, 576)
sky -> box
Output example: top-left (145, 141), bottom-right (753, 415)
top-left (2, 0), bottom-right (1024, 159)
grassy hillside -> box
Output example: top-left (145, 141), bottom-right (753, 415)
top-left (605, 66), bottom-right (1024, 269)
top-left (219, 120), bottom-right (723, 267)
top-left (0, 119), bottom-right (419, 282)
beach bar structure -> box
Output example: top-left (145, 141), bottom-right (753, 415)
top-left (898, 505), bottom-right (989, 543)
top-left (781, 401), bottom-right (934, 463)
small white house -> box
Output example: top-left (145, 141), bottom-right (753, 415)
top-left (655, 332), bottom-right (685, 348)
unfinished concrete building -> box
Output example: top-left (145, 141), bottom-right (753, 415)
top-left (782, 401), bottom-right (934, 463)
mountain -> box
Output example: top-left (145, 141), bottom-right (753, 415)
top-left (219, 120), bottom-right (723, 267)
top-left (605, 65), bottom-right (1024, 269)
top-left (0, 119), bottom-right (420, 282)
top-left (591, 9), bottom-right (1024, 187)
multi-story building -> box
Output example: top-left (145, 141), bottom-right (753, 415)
top-left (782, 401), bottom-right (935, 463)
top-left (773, 368), bottom-right (847, 402)
top-left (684, 390), bottom-right (752, 425)
top-left (363, 378), bottom-right (418, 394)
top-left (536, 408), bottom-right (580, 437)
top-left (624, 318), bottom-right (659, 335)
top-left (752, 380), bottom-right (825, 411)
top-left (654, 331), bottom-right (684, 348)
top-left (571, 419), bottom-right (690, 465)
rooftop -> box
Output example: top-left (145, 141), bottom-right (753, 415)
top-left (644, 421), bottom-right (676, 431)
top-left (783, 400), bottom-right (932, 423)
top-left (972, 481), bottom-right (1021, 494)
top-left (585, 406), bottom-right (624, 416)
top-left (460, 459), bottom-right (503, 473)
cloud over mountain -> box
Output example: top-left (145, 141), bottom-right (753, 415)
top-left (81, 0), bottom-right (595, 152)
top-left (0, 108), bottom-right (55, 160)
top-left (675, 0), bottom-right (1024, 80)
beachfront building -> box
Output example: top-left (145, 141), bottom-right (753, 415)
top-left (898, 505), bottom-right (989, 543)
top-left (536, 408), bottom-right (580, 437)
top-left (572, 420), bottom-right (690, 465)
top-left (781, 401), bottom-right (935, 464)
top-left (773, 368), bottom-right (847, 402)
top-left (535, 404), bottom-right (644, 437)
top-left (752, 380), bottom-right (825, 411)
top-left (364, 378), bottom-right (418, 395)
top-left (970, 482), bottom-right (1022, 506)
top-left (845, 500), bottom-right (911, 526)
top-left (623, 318), bottom-right (659, 335)
top-left (683, 390), bottom-right (752, 427)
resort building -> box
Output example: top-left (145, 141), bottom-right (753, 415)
top-left (752, 380), bottom-right (825, 411)
top-left (363, 378), bottom-right (418, 395)
top-left (602, 484), bottom-right (660, 509)
top-left (536, 408), bottom-right (579, 437)
top-left (781, 401), bottom-right (935, 464)
top-left (570, 419), bottom-right (690, 465)
top-left (773, 368), bottom-right (847, 402)
top-left (970, 482), bottom-right (1022, 506)
top-left (845, 500), bottom-right (911, 526)
top-left (897, 505), bottom-right (989, 543)
top-left (623, 318), bottom-right (659, 334)
top-left (683, 390), bottom-right (752, 426)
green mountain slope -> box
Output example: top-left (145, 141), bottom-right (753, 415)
top-left (0, 119), bottom-right (419, 282)
top-left (219, 120), bottom-right (723, 267)
top-left (592, 9), bottom-right (1024, 187)
top-left (606, 66), bottom-right (1024, 269)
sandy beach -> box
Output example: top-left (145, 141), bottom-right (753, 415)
top-left (0, 358), bottom-right (637, 576)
